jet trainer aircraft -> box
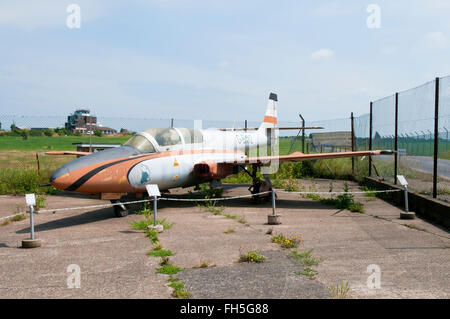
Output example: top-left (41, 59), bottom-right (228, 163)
top-left (48, 93), bottom-right (391, 217)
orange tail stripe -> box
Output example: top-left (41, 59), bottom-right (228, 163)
top-left (263, 115), bottom-right (277, 124)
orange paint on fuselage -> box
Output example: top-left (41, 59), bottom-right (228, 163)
top-left (51, 149), bottom-right (244, 194)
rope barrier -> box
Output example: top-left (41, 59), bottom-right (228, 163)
top-left (0, 188), bottom-right (402, 221)
top-left (276, 189), bottom-right (402, 195)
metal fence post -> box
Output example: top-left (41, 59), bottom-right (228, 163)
top-left (394, 92), bottom-right (399, 184)
top-left (433, 77), bottom-right (439, 198)
top-left (351, 112), bottom-right (355, 175)
top-left (369, 102), bottom-right (373, 176)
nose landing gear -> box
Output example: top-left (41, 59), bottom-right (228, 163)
top-left (111, 200), bottom-right (129, 217)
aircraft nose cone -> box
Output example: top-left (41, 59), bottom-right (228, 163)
top-left (50, 166), bottom-right (69, 183)
top-left (49, 145), bottom-right (142, 191)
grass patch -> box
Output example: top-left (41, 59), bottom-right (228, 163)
top-left (203, 205), bottom-right (225, 215)
top-left (289, 249), bottom-right (323, 266)
top-left (157, 218), bottom-right (174, 229)
top-left (157, 264), bottom-right (182, 275)
top-left (146, 229), bottom-right (159, 244)
top-left (35, 194), bottom-right (46, 209)
top-left (237, 215), bottom-right (248, 224)
top-left (238, 250), bottom-right (265, 263)
top-left (296, 268), bottom-right (319, 279)
top-left (130, 218), bottom-right (154, 230)
top-left (168, 281), bottom-right (190, 299)
top-left (130, 217), bottom-right (173, 231)
top-left (135, 202), bottom-right (153, 216)
top-left (306, 183), bottom-right (365, 213)
top-left (147, 249), bottom-right (174, 257)
top-left (224, 228), bottom-right (235, 234)
top-left (329, 281), bottom-right (350, 299)
top-left (361, 186), bottom-right (377, 197)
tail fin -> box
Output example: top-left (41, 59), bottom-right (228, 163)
top-left (258, 92), bottom-right (278, 132)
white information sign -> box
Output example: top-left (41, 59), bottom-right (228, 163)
top-left (145, 184), bottom-right (161, 197)
top-left (397, 175), bottom-right (408, 186)
top-left (25, 194), bottom-right (36, 206)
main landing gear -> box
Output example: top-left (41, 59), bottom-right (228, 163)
top-left (244, 164), bottom-right (274, 204)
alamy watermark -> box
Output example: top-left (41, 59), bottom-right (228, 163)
top-left (67, 264), bottom-right (81, 289)
top-left (66, 4), bottom-right (81, 29)
top-left (366, 264), bottom-right (381, 289)
top-left (366, 4), bottom-right (381, 29)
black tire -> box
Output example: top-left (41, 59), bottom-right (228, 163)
top-left (113, 204), bottom-right (129, 217)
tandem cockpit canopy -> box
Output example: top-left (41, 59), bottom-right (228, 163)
top-left (124, 128), bottom-right (204, 153)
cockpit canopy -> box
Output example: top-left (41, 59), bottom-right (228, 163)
top-left (124, 128), bottom-right (203, 153)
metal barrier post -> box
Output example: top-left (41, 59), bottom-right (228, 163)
top-left (272, 189), bottom-right (276, 215)
top-left (153, 196), bottom-right (157, 226)
top-left (30, 205), bottom-right (35, 240)
top-left (397, 175), bottom-right (415, 219)
top-left (404, 185), bottom-right (409, 213)
top-left (22, 194), bottom-right (41, 248)
top-left (267, 189), bottom-right (280, 225)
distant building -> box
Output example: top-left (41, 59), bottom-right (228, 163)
top-left (65, 109), bottom-right (116, 135)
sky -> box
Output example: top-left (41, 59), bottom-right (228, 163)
top-left (1, 0), bottom-right (450, 125)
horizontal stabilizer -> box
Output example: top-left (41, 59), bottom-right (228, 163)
top-left (218, 126), bottom-right (324, 131)
top-left (45, 151), bottom-right (91, 156)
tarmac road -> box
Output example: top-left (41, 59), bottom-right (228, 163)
top-left (377, 155), bottom-right (450, 179)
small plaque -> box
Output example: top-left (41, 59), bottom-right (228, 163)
top-left (397, 175), bottom-right (408, 186)
top-left (145, 184), bottom-right (161, 197)
top-left (25, 194), bottom-right (36, 206)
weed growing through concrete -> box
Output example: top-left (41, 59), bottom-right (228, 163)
top-left (136, 202), bottom-right (153, 215)
top-left (296, 268), bottom-right (319, 279)
top-left (130, 217), bottom-right (173, 231)
top-left (130, 219), bottom-right (153, 230)
top-left (147, 249), bottom-right (174, 257)
top-left (146, 229), bottom-right (159, 244)
top-left (224, 228), bottom-right (235, 234)
top-left (35, 194), bottom-right (46, 210)
top-left (289, 249), bottom-right (323, 266)
top-left (306, 183), bottom-right (365, 213)
top-left (168, 277), bottom-right (190, 299)
top-left (237, 215), bottom-right (248, 224)
top-left (329, 281), bottom-right (350, 299)
top-left (195, 261), bottom-right (216, 268)
top-left (157, 264), bottom-right (182, 275)
top-left (238, 250), bottom-right (265, 263)
top-left (272, 233), bottom-right (303, 249)
top-left (361, 186), bottom-right (377, 197)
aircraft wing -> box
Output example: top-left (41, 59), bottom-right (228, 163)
top-left (44, 151), bottom-right (91, 156)
top-left (220, 150), bottom-right (393, 165)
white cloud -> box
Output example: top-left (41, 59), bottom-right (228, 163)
top-left (310, 48), bottom-right (334, 60)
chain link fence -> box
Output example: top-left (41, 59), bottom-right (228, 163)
top-left (369, 76), bottom-right (450, 203)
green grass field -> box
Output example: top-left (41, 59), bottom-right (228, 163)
top-left (0, 135), bottom-right (130, 151)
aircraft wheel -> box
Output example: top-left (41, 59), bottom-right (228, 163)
top-left (112, 202), bottom-right (129, 217)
